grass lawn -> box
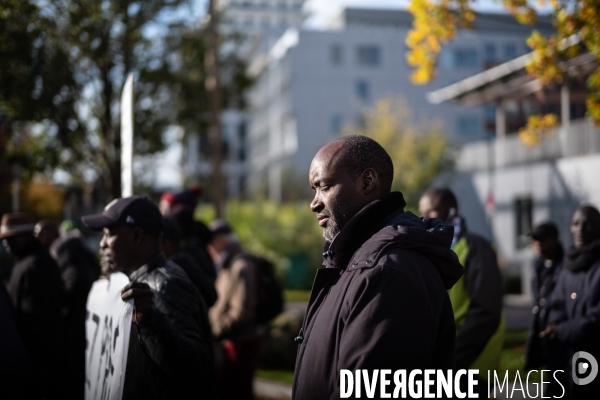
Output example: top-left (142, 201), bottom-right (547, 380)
top-left (256, 370), bottom-right (295, 385)
top-left (284, 290), bottom-right (311, 302)
top-left (500, 330), bottom-right (543, 382)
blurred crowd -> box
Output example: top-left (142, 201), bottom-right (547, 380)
top-left (1, 180), bottom-right (600, 400)
top-left (1, 186), bottom-right (280, 400)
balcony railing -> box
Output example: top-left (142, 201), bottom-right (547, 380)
top-left (456, 118), bottom-right (600, 171)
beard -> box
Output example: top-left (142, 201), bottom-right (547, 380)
top-left (322, 217), bottom-right (341, 242)
top-left (321, 195), bottom-right (364, 243)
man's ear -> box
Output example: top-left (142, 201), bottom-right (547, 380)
top-left (361, 168), bottom-right (379, 195)
top-left (131, 227), bottom-right (144, 244)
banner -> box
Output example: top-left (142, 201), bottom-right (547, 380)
top-left (121, 73), bottom-right (135, 198)
top-left (85, 272), bottom-right (133, 400)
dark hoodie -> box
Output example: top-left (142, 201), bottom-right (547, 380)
top-left (292, 192), bottom-right (464, 400)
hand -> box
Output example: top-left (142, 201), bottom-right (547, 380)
top-left (539, 322), bottom-right (556, 340)
top-left (121, 281), bottom-right (154, 323)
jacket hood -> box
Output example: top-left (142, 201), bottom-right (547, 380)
top-left (322, 192), bottom-right (463, 289)
top-left (358, 213), bottom-right (464, 289)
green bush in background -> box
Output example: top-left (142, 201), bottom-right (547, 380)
top-left (196, 200), bottom-right (324, 290)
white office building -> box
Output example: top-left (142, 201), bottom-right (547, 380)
top-left (246, 7), bottom-right (553, 200)
top-left (184, 0), bottom-right (307, 198)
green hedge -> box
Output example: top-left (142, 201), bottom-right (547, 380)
top-left (196, 200), bottom-right (324, 290)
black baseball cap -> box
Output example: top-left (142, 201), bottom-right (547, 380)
top-left (82, 196), bottom-right (164, 237)
top-left (530, 221), bottom-right (559, 241)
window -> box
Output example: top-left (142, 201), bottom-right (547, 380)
top-left (514, 197), bottom-right (533, 248)
top-left (331, 44), bottom-right (343, 66)
top-left (439, 48), bottom-right (478, 68)
top-left (456, 116), bottom-right (480, 139)
top-left (455, 49), bottom-right (478, 68)
top-left (356, 45), bottom-right (381, 67)
top-left (504, 43), bottom-right (517, 60)
top-left (355, 79), bottom-right (370, 102)
top-left (330, 114), bottom-right (343, 135)
top-left (484, 44), bottom-right (496, 62)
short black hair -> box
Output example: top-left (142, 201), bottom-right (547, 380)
top-left (423, 187), bottom-right (458, 211)
top-left (335, 135), bottom-right (394, 192)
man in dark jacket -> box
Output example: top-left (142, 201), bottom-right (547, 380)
top-left (49, 222), bottom-right (100, 399)
top-left (162, 216), bottom-right (217, 307)
top-left (525, 222), bottom-right (567, 395)
top-left (293, 136), bottom-right (464, 400)
top-left (82, 196), bottom-right (216, 400)
top-left (543, 205), bottom-right (600, 398)
top-left (419, 188), bottom-right (504, 386)
top-left (1, 212), bottom-right (64, 399)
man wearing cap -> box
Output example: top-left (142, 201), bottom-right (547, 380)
top-left (1, 212), bottom-right (65, 399)
top-left (525, 221), bottom-right (566, 396)
top-left (82, 196), bottom-right (216, 400)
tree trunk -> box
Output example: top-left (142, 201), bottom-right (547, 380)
top-left (205, 0), bottom-right (225, 218)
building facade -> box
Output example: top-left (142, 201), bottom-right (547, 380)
top-left (246, 8), bottom-right (552, 200)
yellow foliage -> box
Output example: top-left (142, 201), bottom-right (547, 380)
top-left (407, 0), bottom-right (600, 128)
top-left (17, 176), bottom-right (65, 219)
top-left (341, 99), bottom-right (453, 207)
top-left (518, 114), bottom-right (558, 147)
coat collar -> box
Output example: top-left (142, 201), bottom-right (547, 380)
top-left (322, 192), bottom-right (406, 269)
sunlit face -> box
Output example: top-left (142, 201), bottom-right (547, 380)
top-left (309, 143), bottom-right (364, 242)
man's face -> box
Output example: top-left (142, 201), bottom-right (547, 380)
top-left (2, 233), bottom-right (30, 257)
top-left (419, 195), bottom-right (450, 222)
top-left (571, 208), bottom-right (600, 249)
top-left (99, 225), bottom-right (135, 272)
top-left (309, 143), bottom-right (365, 242)
top-left (531, 236), bottom-right (558, 260)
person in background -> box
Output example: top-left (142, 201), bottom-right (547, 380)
top-left (1, 213), bottom-right (64, 399)
top-left (208, 220), bottom-right (262, 400)
top-left (82, 196), bottom-right (216, 400)
top-left (419, 187), bottom-right (504, 394)
top-left (33, 220), bottom-right (59, 249)
top-left (162, 216), bottom-right (217, 308)
top-left (158, 184), bottom-right (203, 216)
top-left (49, 220), bottom-right (100, 400)
top-left (160, 186), bottom-right (217, 281)
top-left (0, 280), bottom-right (35, 399)
top-left (524, 222), bottom-right (567, 396)
top-left (543, 205), bottom-right (600, 398)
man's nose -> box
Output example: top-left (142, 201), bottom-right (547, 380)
top-left (310, 194), bottom-right (322, 213)
top-left (99, 234), bottom-right (107, 249)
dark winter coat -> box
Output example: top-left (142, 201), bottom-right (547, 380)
top-left (6, 239), bottom-right (64, 399)
top-left (0, 282), bottom-right (35, 399)
top-left (525, 243), bottom-right (566, 370)
top-left (548, 239), bottom-right (600, 398)
top-left (50, 233), bottom-right (100, 399)
top-left (292, 192), bottom-right (464, 400)
top-left (171, 251), bottom-right (218, 307)
top-left (122, 253), bottom-right (216, 400)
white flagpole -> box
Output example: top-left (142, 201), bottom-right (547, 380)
top-left (121, 74), bottom-right (135, 198)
